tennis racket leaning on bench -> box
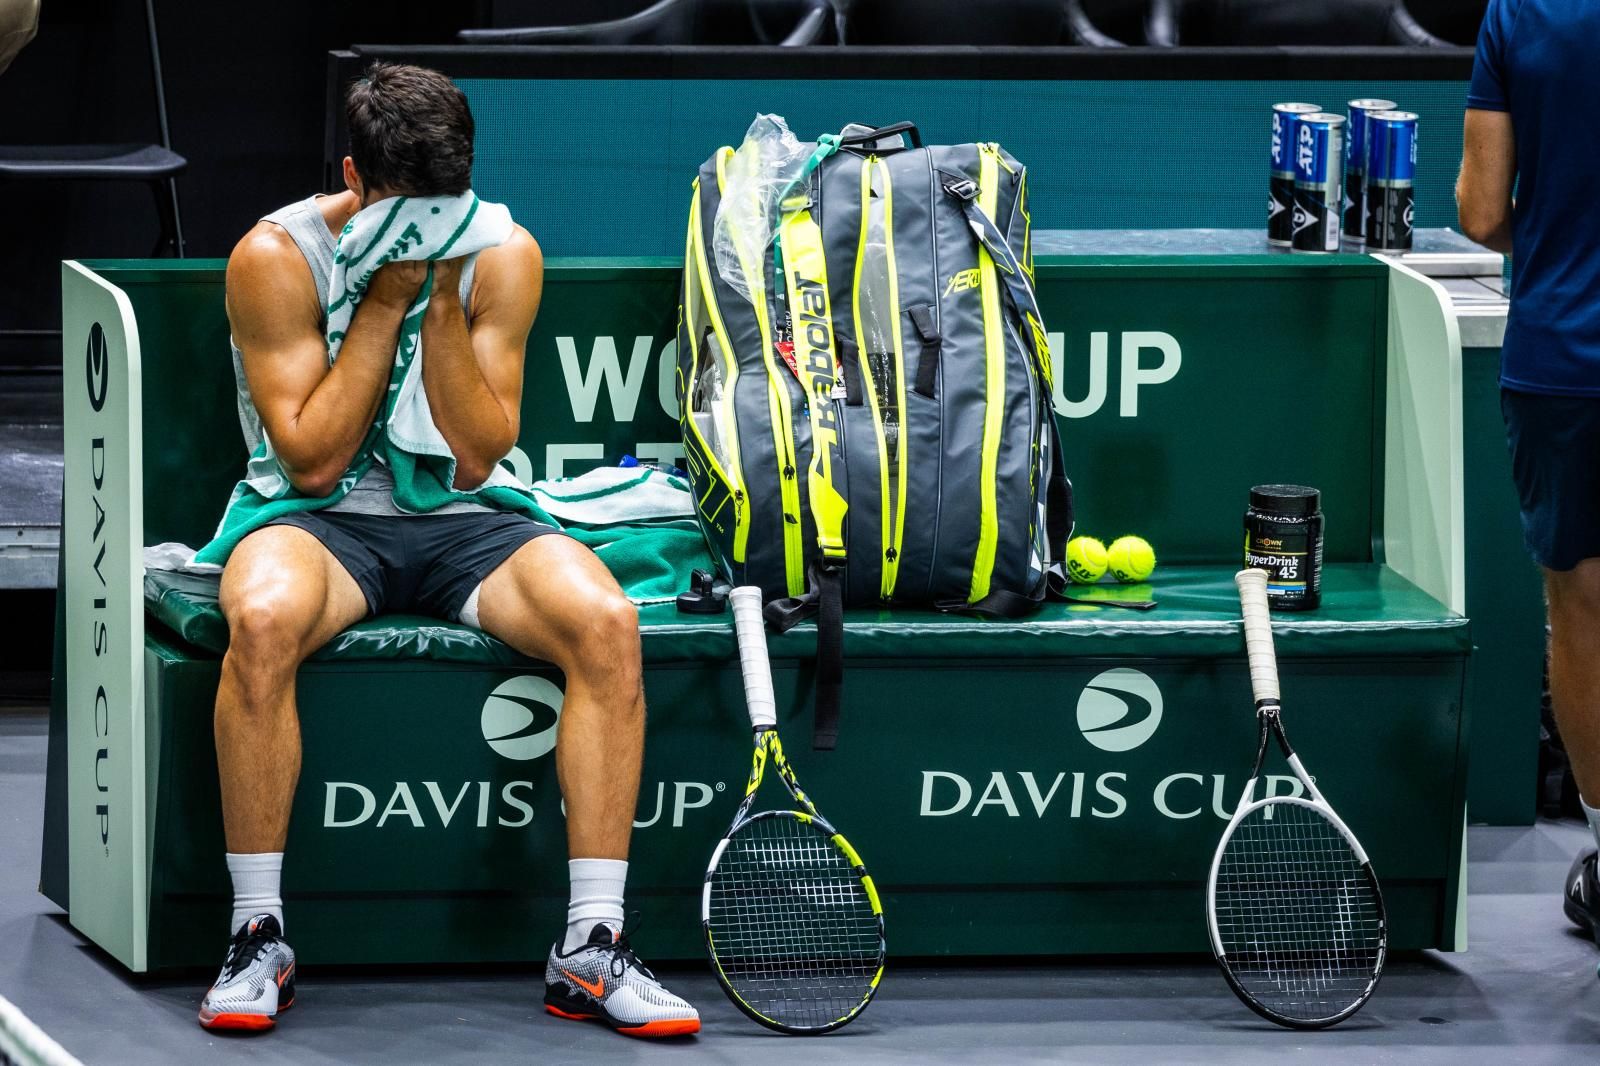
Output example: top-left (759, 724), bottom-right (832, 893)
top-left (701, 586), bottom-right (886, 1034)
top-left (1205, 568), bottom-right (1388, 1030)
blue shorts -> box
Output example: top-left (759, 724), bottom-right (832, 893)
top-left (265, 510), bottom-right (562, 621)
top-left (1502, 388), bottom-right (1600, 572)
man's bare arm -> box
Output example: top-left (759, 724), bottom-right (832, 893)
top-left (1457, 108), bottom-right (1516, 254)
top-left (419, 226), bottom-right (544, 490)
top-left (226, 225), bottom-right (424, 496)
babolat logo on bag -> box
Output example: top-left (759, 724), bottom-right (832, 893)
top-left (677, 115), bottom-right (1073, 749)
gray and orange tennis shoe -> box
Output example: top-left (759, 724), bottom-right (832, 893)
top-left (198, 914), bottom-right (296, 1032)
top-left (544, 923), bottom-right (700, 1037)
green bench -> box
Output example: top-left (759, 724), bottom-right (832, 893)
top-left (47, 251), bottom-right (1471, 971)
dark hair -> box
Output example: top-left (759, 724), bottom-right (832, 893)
top-left (345, 62), bottom-right (474, 197)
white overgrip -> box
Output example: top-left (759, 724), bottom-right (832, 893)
top-left (1234, 568), bottom-right (1281, 704)
top-left (729, 586), bottom-right (778, 731)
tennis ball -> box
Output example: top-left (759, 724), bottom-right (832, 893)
top-left (1106, 535), bottom-right (1157, 583)
top-left (1065, 536), bottom-right (1109, 584)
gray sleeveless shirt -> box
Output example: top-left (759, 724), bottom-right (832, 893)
top-left (229, 193), bottom-right (487, 516)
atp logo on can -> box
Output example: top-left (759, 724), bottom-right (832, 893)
top-left (1076, 668), bottom-right (1163, 752)
top-left (480, 675), bottom-right (563, 761)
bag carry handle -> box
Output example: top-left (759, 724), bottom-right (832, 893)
top-left (839, 121), bottom-right (923, 150)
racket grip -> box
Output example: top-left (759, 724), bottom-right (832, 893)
top-left (1234, 568), bottom-right (1281, 704)
top-left (729, 586), bottom-right (778, 731)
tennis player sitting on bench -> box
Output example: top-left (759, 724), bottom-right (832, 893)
top-left (198, 62), bottom-right (698, 1038)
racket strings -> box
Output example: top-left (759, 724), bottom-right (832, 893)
top-left (707, 814), bottom-right (881, 1030)
top-left (1213, 801), bottom-right (1383, 1023)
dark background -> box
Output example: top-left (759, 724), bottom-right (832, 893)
top-left (0, 1), bottom-right (478, 370)
top-left (0, 0), bottom-right (1485, 372)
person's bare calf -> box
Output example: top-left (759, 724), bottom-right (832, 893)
top-left (1546, 559), bottom-right (1600, 814)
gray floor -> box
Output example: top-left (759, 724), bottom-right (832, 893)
top-left (3, 708), bottom-right (1597, 1065)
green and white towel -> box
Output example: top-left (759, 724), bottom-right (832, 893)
top-left (163, 464), bottom-right (711, 608)
top-left (195, 190), bottom-right (533, 565)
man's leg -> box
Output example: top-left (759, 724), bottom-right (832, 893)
top-left (217, 525), bottom-right (371, 858)
top-left (1546, 561), bottom-right (1600, 842)
top-left (475, 535), bottom-right (643, 866)
top-left (200, 524), bottom-right (368, 1032)
top-left (473, 533), bottom-right (697, 1037)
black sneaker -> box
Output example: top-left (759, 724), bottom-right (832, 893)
top-left (198, 914), bottom-right (296, 1031)
top-left (1563, 849), bottom-right (1600, 939)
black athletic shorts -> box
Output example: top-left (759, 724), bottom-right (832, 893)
top-left (265, 510), bottom-right (562, 620)
top-left (1502, 387), bottom-right (1600, 572)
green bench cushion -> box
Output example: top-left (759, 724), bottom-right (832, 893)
top-left (145, 563), bottom-right (1467, 665)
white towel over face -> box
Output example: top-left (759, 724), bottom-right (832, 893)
top-left (326, 191), bottom-right (516, 480)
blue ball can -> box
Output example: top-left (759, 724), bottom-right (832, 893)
top-left (1365, 110), bottom-right (1418, 251)
top-left (1269, 102), bottom-right (1321, 247)
top-left (1292, 112), bottom-right (1345, 254)
top-left (1342, 98), bottom-right (1396, 243)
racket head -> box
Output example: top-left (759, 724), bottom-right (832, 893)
top-left (702, 809), bottom-right (885, 1034)
top-left (1206, 795), bottom-right (1387, 1029)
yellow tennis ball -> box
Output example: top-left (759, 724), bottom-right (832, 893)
top-left (1106, 535), bottom-right (1157, 583)
top-left (1065, 536), bottom-right (1109, 584)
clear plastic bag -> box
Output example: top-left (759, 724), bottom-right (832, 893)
top-left (712, 113), bottom-right (810, 306)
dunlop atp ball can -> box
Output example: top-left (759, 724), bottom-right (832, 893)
top-left (1366, 110), bottom-right (1419, 251)
top-left (1343, 98), bottom-right (1396, 244)
top-left (1292, 112), bottom-right (1345, 254)
top-left (1269, 102), bottom-right (1321, 247)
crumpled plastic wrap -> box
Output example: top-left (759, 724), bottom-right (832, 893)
top-left (712, 113), bottom-right (811, 306)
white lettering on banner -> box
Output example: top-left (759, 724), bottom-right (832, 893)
top-left (915, 769), bottom-right (1286, 822)
top-left (500, 446), bottom-right (534, 486)
top-left (656, 338), bottom-right (678, 417)
top-left (1018, 771), bottom-right (1067, 817)
top-left (377, 782), bottom-right (424, 828)
top-left (557, 336), bottom-right (654, 423)
top-left (1119, 332), bottom-right (1181, 417)
top-left (498, 782), bottom-right (536, 828)
top-left (1092, 772), bottom-right (1128, 818)
top-left (1212, 775), bottom-right (1236, 820)
top-left (1154, 773), bottom-right (1205, 819)
top-left (324, 782), bottom-right (377, 828)
top-left (672, 781), bottom-right (714, 827)
top-left (1049, 331), bottom-right (1182, 418)
top-left (1051, 331), bottom-right (1108, 418)
top-left (545, 444), bottom-right (604, 480)
top-left (423, 781), bottom-right (473, 828)
top-left (919, 770), bottom-right (974, 816)
top-left (634, 781), bottom-right (665, 829)
top-left (972, 772), bottom-right (1021, 817)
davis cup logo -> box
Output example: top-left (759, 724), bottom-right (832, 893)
top-left (481, 675), bottom-right (563, 761)
top-left (1076, 668), bottom-right (1163, 752)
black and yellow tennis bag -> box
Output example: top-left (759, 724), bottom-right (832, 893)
top-left (677, 118), bottom-right (1073, 747)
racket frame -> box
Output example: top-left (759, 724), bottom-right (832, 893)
top-left (1205, 570), bottom-right (1389, 1030)
top-left (701, 588), bottom-right (886, 1035)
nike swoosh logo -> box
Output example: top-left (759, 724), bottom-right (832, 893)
top-left (1083, 685), bottom-right (1156, 735)
top-left (276, 963), bottom-right (294, 988)
top-left (562, 968), bottom-right (605, 999)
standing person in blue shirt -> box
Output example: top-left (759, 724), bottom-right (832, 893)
top-left (1458, 0), bottom-right (1600, 942)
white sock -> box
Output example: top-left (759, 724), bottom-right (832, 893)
top-left (1582, 797), bottom-right (1600, 856)
top-left (227, 852), bottom-right (284, 935)
top-left (564, 858), bottom-right (627, 953)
